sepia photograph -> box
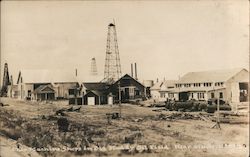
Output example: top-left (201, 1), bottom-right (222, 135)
top-left (0, 0), bottom-right (249, 157)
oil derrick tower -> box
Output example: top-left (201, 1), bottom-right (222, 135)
top-left (0, 63), bottom-right (11, 97)
top-left (103, 22), bottom-right (122, 84)
top-left (90, 57), bottom-right (98, 76)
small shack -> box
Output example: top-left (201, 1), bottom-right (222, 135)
top-left (82, 82), bottom-right (110, 105)
top-left (33, 84), bottom-right (55, 101)
top-left (83, 90), bottom-right (107, 105)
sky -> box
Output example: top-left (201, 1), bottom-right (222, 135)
top-left (1, 0), bottom-right (249, 85)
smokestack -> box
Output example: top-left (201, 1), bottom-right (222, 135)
top-left (131, 64), bottom-right (133, 77)
top-left (75, 68), bottom-right (78, 77)
top-left (135, 63), bottom-right (137, 80)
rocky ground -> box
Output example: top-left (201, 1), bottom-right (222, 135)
top-left (0, 98), bottom-right (249, 157)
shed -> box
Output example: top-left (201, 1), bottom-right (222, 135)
top-left (83, 90), bottom-right (107, 105)
top-left (33, 84), bottom-right (55, 101)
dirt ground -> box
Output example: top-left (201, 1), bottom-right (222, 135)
top-left (0, 98), bottom-right (249, 157)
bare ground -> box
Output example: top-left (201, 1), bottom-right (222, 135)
top-left (0, 98), bottom-right (249, 157)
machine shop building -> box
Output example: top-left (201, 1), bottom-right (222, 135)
top-left (16, 69), bottom-right (78, 101)
top-left (167, 68), bottom-right (249, 105)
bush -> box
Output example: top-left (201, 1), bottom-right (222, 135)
top-left (208, 98), bottom-right (225, 105)
top-left (166, 100), bottom-right (210, 112)
top-left (198, 103), bottom-right (207, 111)
top-left (207, 104), bottom-right (231, 113)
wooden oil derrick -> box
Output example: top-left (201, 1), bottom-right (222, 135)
top-left (0, 63), bottom-right (11, 97)
top-left (103, 22), bottom-right (122, 84)
top-left (90, 57), bottom-right (98, 76)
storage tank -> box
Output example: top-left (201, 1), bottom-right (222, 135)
top-left (143, 80), bottom-right (154, 87)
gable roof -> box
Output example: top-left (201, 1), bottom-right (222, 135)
top-left (17, 69), bottom-right (78, 84)
top-left (83, 82), bottom-right (109, 91)
top-left (85, 90), bottom-right (106, 96)
top-left (162, 80), bottom-right (177, 88)
top-left (178, 68), bottom-right (248, 84)
top-left (151, 81), bottom-right (163, 90)
top-left (113, 74), bottom-right (145, 87)
top-left (33, 84), bottom-right (55, 94)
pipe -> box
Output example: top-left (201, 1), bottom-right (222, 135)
top-left (131, 64), bottom-right (133, 77)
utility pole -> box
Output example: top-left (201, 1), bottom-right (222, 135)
top-left (118, 81), bottom-right (121, 118)
top-left (212, 97), bottom-right (221, 129)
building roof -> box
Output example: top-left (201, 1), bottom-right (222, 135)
top-left (113, 74), bottom-right (145, 87)
top-left (83, 82), bottom-right (109, 91)
top-left (17, 69), bottom-right (78, 84)
top-left (162, 80), bottom-right (177, 88)
top-left (33, 84), bottom-right (55, 94)
top-left (178, 68), bottom-right (248, 84)
top-left (85, 90), bottom-right (107, 96)
top-left (151, 81), bottom-right (163, 90)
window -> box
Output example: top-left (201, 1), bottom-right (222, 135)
top-left (211, 93), bottom-right (214, 98)
top-left (168, 93), bottom-right (174, 98)
top-left (28, 90), bottom-right (31, 97)
top-left (69, 89), bottom-right (75, 95)
top-left (160, 93), bottom-right (165, 98)
top-left (215, 82), bottom-right (224, 87)
top-left (197, 92), bottom-right (205, 99)
top-left (219, 92), bottom-right (223, 98)
top-left (191, 93), bottom-right (194, 98)
top-left (129, 87), bottom-right (134, 96)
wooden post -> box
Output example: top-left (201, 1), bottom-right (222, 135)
top-left (118, 81), bottom-right (121, 118)
top-left (75, 88), bottom-right (77, 105)
top-left (212, 97), bottom-right (221, 129)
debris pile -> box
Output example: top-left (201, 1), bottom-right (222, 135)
top-left (157, 113), bottom-right (210, 121)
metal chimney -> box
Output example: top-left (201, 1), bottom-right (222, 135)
top-left (135, 63), bottom-right (138, 80)
top-left (131, 63), bottom-right (133, 77)
top-left (75, 68), bottom-right (78, 77)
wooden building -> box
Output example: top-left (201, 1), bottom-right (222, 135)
top-left (82, 83), bottom-right (109, 105)
top-left (109, 74), bottom-right (146, 103)
top-left (16, 69), bottom-right (78, 101)
top-left (165, 68), bottom-right (249, 111)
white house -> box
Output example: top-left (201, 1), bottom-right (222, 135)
top-left (150, 81), bottom-right (162, 101)
top-left (151, 80), bottom-right (177, 102)
top-left (168, 68), bottom-right (249, 105)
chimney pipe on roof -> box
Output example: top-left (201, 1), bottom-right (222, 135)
top-left (75, 69), bottom-right (78, 77)
top-left (131, 64), bottom-right (133, 78)
top-left (135, 63), bottom-right (138, 80)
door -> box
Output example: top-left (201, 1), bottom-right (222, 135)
top-left (239, 82), bottom-right (248, 102)
top-left (87, 97), bottom-right (95, 105)
top-left (108, 96), bottom-right (113, 105)
top-left (124, 88), bottom-right (130, 100)
top-left (179, 92), bottom-right (189, 101)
